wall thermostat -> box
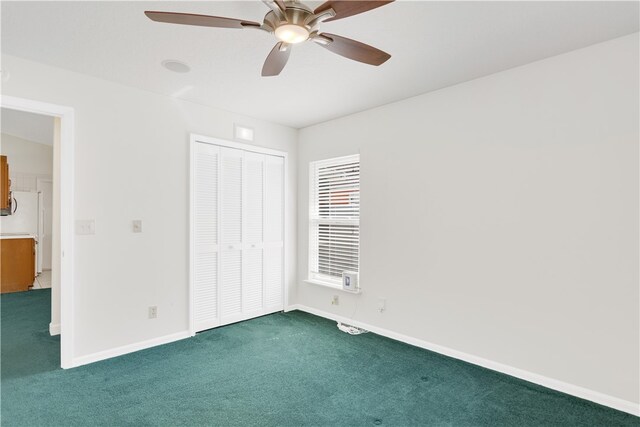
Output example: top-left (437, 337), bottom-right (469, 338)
top-left (342, 271), bottom-right (359, 292)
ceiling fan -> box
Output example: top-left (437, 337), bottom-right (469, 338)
top-left (145, 0), bottom-right (394, 76)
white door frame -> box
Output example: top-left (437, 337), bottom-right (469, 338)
top-left (189, 133), bottom-right (288, 336)
top-left (1, 95), bottom-right (75, 369)
top-left (36, 178), bottom-right (53, 272)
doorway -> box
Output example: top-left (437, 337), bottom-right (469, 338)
top-left (1, 95), bottom-right (75, 368)
top-left (190, 134), bottom-right (287, 335)
top-left (1, 110), bottom-right (54, 291)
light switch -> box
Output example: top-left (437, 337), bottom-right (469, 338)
top-left (132, 220), bottom-right (142, 233)
top-left (75, 220), bottom-right (95, 235)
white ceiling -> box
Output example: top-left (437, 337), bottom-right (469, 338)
top-left (1, 1), bottom-right (638, 128)
top-left (1, 108), bottom-right (54, 146)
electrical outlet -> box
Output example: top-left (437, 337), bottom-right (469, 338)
top-left (148, 306), bottom-right (157, 319)
top-left (331, 295), bottom-right (339, 306)
top-left (378, 298), bottom-right (386, 313)
top-left (133, 220), bottom-right (142, 233)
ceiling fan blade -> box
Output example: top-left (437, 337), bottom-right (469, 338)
top-left (262, 42), bottom-right (291, 76)
top-left (316, 33), bottom-right (390, 66)
top-left (314, 1), bottom-right (393, 22)
top-left (144, 11), bottom-right (260, 29)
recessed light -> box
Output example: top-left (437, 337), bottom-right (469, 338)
top-left (161, 60), bottom-right (190, 73)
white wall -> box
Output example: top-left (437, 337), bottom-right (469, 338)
top-left (0, 132), bottom-right (53, 175)
top-left (297, 33), bottom-right (639, 406)
top-left (1, 54), bottom-right (298, 360)
top-left (0, 132), bottom-right (53, 190)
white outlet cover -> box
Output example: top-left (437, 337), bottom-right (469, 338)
top-left (133, 220), bottom-right (142, 233)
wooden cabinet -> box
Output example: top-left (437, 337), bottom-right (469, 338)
top-left (1, 238), bottom-right (36, 294)
top-left (1, 155), bottom-right (10, 211)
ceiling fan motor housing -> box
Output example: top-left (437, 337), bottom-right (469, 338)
top-left (264, 1), bottom-right (319, 40)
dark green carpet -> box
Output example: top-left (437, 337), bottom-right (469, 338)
top-left (1, 289), bottom-right (638, 426)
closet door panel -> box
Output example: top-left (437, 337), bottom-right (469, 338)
top-left (243, 152), bottom-right (265, 313)
top-left (221, 251), bottom-right (242, 318)
top-left (193, 143), bottom-right (219, 330)
top-left (264, 156), bottom-right (284, 244)
top-left (264, 248), bottom-right (283, 308)
top-left (243, 248), bottom-right (263, 312)
top-left (264, 155), bottom-right (284, 309)
top-left (244, 152), bottom-right (264, 245)
top-left (220, 147), bottom-right (243, 319)
top-left (221, 148), bottom-right (243, 246)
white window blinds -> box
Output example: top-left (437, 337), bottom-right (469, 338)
top-left (309, 154), bottom-right (360, 285)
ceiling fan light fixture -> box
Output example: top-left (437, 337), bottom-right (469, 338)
top-left (145, 0), bottom-right (395, 77)
top-left (275, 24), bottom-right (309, 44)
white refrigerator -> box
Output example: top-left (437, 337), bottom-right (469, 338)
top-left (1, 191), bottom-right (42, 273)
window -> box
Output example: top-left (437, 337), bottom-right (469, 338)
top-left (308, 154), bottom-right (360, 286)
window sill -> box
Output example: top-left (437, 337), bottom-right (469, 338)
top-left (303, 279), bottom-right (361, 294)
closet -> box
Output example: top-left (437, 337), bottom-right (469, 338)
top-left (192, 137), bottom-right (285, 333)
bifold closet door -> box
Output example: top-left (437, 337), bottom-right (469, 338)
top-left (193, 143), bottom-right (220, 332)
top-left (193, 141), bottom-right (284, 332)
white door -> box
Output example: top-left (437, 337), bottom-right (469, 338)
top-left (193, 143), bottom-right (220, 332)
top-left (192, 139), bottom-right (285, 333)
top-left (264, 155), bottom-right (284, 308)
top-left (37, 180), bottom-right (53, 271)
top-left (220, 147), bottom-right (244, 323)
top-left (243, 152), bottom-right (264, 314)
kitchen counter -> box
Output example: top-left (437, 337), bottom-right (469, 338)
top-left (0, 233), bottom-right (37, 240)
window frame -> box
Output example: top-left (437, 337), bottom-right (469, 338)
top-left (308, 154), bottom-right (360, 288)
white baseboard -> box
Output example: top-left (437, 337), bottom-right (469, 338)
top-left (284, 305), bottom-right (299, 313)
top-left (49, 322), bottom-right (60, 336)
top-left (288, 304), bottom-right (639, 417)
top-left (71, 331), bottom-right (190, 368)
